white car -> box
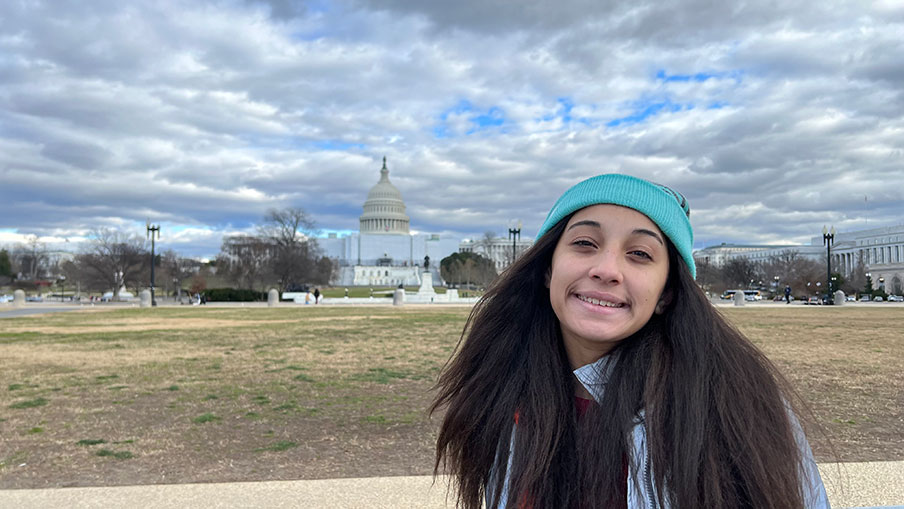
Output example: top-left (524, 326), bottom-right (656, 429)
top-left (887, 295), bottom-right (903, 302)
top-left (0, 295), bottom-right (12, 303)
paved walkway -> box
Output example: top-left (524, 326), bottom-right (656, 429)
top-left (0, 461), bottom-right (902, 508)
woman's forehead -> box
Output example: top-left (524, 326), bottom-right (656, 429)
top-left (566, 204), bottom-right (662, 233)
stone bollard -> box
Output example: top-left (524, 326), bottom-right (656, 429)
top-left (268, 288), bottom-right (279, 307)
top-left (13, 289), bottom-right (26, 308)
top-left (139, 290), bottom-right (152, 308)
top-left (733, 291), bottom-right (745, 306)
top-left (393, 289), bottom-right (405, 306)
top-left (834, 290), bottom-right (845, 306)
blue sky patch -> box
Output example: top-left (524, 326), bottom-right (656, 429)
top-left (433, 100), bottom-right (508, 137)
top-left (655, 69), bottom-right (744, 83)
top-left (313, 140), bottom-right (366, 151)
top-left (607, 99), bottom-right (691, 127)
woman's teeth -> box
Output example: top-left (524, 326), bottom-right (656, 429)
top-left (577, 295), bottom-right (624, 308)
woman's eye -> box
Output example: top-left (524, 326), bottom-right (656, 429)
top-left (629, 250), bottom-right (652, 260)
top-left (572, 239), bottom-right (596, 248)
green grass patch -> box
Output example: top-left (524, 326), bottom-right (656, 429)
top-left (27, 427), bottom-right (44, 434)
top-left (254, 440), bottom-right (297, 452)
top-left (363, 414), bottom-right (386, 423)
top-left (108, 385), bottom-right (128, 391)
top-left (192, 413), bottom-right (221, 424)
top-left (166, 385), bottom-right (180, 391)
top-left (293, 373), bottom-right (315, 382)
top-left (203, 394), bottom-right (219, 400)
top-left (244, 412), bottom-right (261, 419)
top-left (76, 439), bottom-right (106, 446)
top-left (95, 375), bottom-right (119, 381)
top-left (251, 395), bottom-right (270, 405)
top-left (9, 397), bottom-right (48, 409)
top-left (96, 449), bottom-right (134, 459)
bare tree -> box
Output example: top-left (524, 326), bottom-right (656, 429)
top-left (217, 235), bottom-right (273, 293)
top-left (160, 250), bottom-right (198, 300)
top-left (259, 208), bottom-right (317, 247)
top-left (259, 207), bottom-right (325, 290)
top-left (477, 231), bottom-right (496, 257)
top-left (12, 235), bottom-right (49, 281)
top-left (76, 229), bottom-right (148, 300)
top-left (721, 257), bottom-right (762, 289)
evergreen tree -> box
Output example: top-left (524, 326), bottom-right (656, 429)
top-left (0, 249), bottom-right (11, 277)
top-left (829, 272), bottom-right (844, 293)
top-left (863, 274), bottom-right (874, 295)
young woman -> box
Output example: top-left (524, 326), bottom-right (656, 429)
top-left (432, 174), bottom-right (829, 509)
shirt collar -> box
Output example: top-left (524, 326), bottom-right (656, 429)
top-left (572, 354), bottom-right (618, 404)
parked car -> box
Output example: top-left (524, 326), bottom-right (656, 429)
top-left (806, 296), bottom-right (822, 305)
top-left (0, 294), bottom-right (12, 303)
top-left (873, 296), bottom-right (884, 302)
top-left (860, 295), bottom-right (871, 302)
top-left (887, 295), bottom-right (903, 302)
top-left (845, 295), bottom-right (856, 302)
top-left (25, 296), bottom-right (43, 302)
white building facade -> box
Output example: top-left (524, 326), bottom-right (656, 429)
top-left (317, 158), bottom-right (460, 286)
top-left (692, 224), bottom-right (904, 294)
top-left (813, 225), bottom-right (904, 294)
top-left (459, 237), bottom-right (534, 272)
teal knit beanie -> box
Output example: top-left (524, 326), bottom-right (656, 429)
top-left (537, 174), bottom-right (696, 278)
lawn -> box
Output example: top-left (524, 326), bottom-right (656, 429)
top-left (0, 305), bottom-right (901, 488)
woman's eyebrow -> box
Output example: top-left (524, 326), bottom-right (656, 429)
top-left (633, 228), bottom-right (664, 245)
top-left (566, 220), bottom-right (600, 231)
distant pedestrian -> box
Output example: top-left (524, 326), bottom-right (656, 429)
top-left (785, 285), bottom-right (792, 304)
top-left (313, 288), bottom-right (321, 304)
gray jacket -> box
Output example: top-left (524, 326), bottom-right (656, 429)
top-left (489, 355), bottom-right (830, 508)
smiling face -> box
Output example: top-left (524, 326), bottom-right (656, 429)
top-left (548, 204), bottom-right (671, 368)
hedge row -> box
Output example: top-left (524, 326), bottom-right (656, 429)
top-left (201, 288), bottom-right (267, 302)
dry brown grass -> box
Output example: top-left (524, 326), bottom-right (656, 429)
top-left (0, 304), bottom-right (900, 489)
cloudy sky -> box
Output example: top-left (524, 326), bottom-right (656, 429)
top-left (1, 0), bottom-right (902, 258)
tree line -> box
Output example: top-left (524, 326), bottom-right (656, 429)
top-left (0, 207), bottom-right (335, 299)
top-left (696, 249), bottom-right (874, 298)
top-left (215, 207), bottom-right (335, 294)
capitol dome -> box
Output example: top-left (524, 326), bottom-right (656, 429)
top-left (359, 157), bottom-right (410, 234)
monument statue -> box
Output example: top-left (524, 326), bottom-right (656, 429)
top-left (423, 255), bottom-right (430, 270)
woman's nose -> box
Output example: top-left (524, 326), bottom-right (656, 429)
top-left (588, 250), bottom-right (623, 284)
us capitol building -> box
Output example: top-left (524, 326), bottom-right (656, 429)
top-left (318, 158), bottom-right (460, 286)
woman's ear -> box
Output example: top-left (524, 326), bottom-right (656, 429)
top-left (544, 267), bottom-right (551, 288)
top-left (655, 289), bottom-right (673, 314)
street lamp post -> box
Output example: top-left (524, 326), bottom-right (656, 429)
top-left (508, 220), bottom-right (522, 268)
top-left (823, 225), bottom-right (835, 304)
top-left (146, 222), bottom-right (161, 307)
top-left (59, 275), bottom-right (66, 303)
top-left (774, 275), bottom-right (780, 299)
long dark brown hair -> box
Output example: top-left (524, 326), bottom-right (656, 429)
top-left (431, 215), bottom-right (814, 508)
